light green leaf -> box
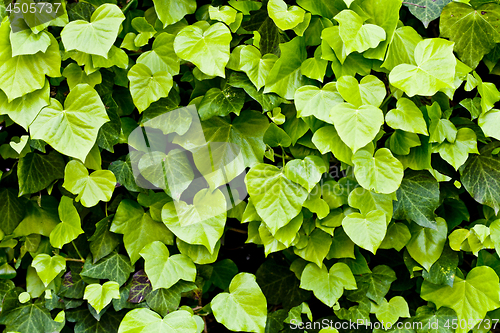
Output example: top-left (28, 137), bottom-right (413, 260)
top-left (389, 38), bottom-right (457, 97)
top-left (434, 127), bottom-right (479, 170)
top-left (379, 222), bottom-right (411, 251)
top-left (301, 46), bottom-right (328, 82)
top-left (284, 156), bottom-right (327, 192)
top-left (209, 5), bottom-right (237, 25)
top-left (63, 63), bottom-right (102, 90)
top-left (31, 254), bottom-right (65, 287)
top-left (394, 171), bottom-right (440, 229)
top-left (349, 265), bottom-right (396, 304)
top-left (177, 239), bottom-right (220, 265)
top-left (440, 2), bottom-right (500, 69)
top-left (30, 84), bottom-right (109, 162)
top-left (421, 266), bottom-right (500, 333)
top-left (381, 26), bottom-right (423, 71)
top-left (311, 125), bottom-right (353, 164)
top-left (161, 189), bottom-right (226, 253)
top-left (228, 0), bottom-right (262, 15)
top-left (239, 45), bottom-right (277, 90)
top-left (352, 148), bottom-right (404, 194)
top-left (342, 210), bottom-right (387, 254)
top-left (153, 0), bottom-right (196, 27)
top-left (294, 229), bottom-right (332, 267)
top-left (385, 98), bottom-right (429, 135)
top-left (0, 79), bottom-right (50, 130)
top-left (294, 83), bottom-right (343, 123)
top-left (334, 10), bottom-right (386, 55)
top-left (372, 296), bottom-right (410, 328)
top-left (388, 130), bottom-right (421, 156)
top-left (111, 199), bottom-right (174, 264)
top-left (268, 0), bottom-right (305, 31)
top-left (245, 163), bottom-right (308, 234)
top-left (62, 159), bottom-right (116, 208)
top-left (211, 273), bottom-right (267, 333)
top-left (132, 17), bottom-right (156, 47)
top-left (348, 188), bottom-right (394, 222)
top-left (405, 0), bottom-right (452, 28)
top-left (49, 196), bottom-right (84, 249)
top-left (119, 308), bottom-right (198, 333)
top-left (84, 281), bottom-right (120, 314)
top-left (264, 36), bottom-right (307, 99)
top-left (140, 241), bottom-right (196, 290)
top-left (479, 109), bottom-right (500, 141)
top-left (137, 33), bottom-right (180, 76)
top-left (300, 263), bottom-right (357, 307)
top-left (330, 103), bottom-right (384, 153)
top-left (61, 4), bottom-right (125, 58)
top-left (337, 75), bottom-right (386, 108)
top-left (174, 22), bottom-right (231, 77)
top-left (406, 218), bottom-right (447, 271)
top-left (263, 123), bottom-right (291, 147)
top-left (0, 20), bottom-right (60, 101)
top-left (128, 63), bottom-right (173, 112)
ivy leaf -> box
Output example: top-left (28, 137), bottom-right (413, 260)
top-left (0, 20), bottom-right (60, 101)
top-left (63, 63), bottom-right (102, 90)
top-left (394, 170), bottom-right (440, 229)
top-left (330, 103), bottom-right (384, 153)
top-left (342, 210), bottom-right (387, 254)
top-left (136, 33), bottom-right (180, 76)
top-left (81, 252), bottom-right (134, 286)
top-left (334, 10), bottom-right (386, 55)
top-left (245, 163), bottom-right (308, 234)
top-left (31, 254), bottom-right (66, 287)
top-left (0, 80), bottom-right (50, 130)
top-left (294, 83), bottom-right (343, 123)
top-left (84, 281), bottom-right (120, 314)
top-left (405, 0), bottom-right (452, 28)
top-left (421, 266), bottom-right (500, 333)
top-left (211, 273), bottom-right (267, 333)
top-left (299, 263), bottom-right (356, 307)
top-left (111, 199), bottom-right (174, 264)
top-left (284, 156), bottom-right (327, 192)
top-left (379, 222), bottom-right (411, 251)
top-left (347, 265), bottom-right (396, 304)
top-left (145, 281), bottom-right (197, 317)
top-left (406, 218), bottom-right (447, 271)
top-left (62, 160), bottom-right (116, 208)
top-left (461, 144), bottom-right (500, 214)
top-left (198, 86), bottom-right (246, 120)
top-left (389, 38), bottom-right (457, 97)
top-left (311, 125), bottom-right (352, 164)
top-left (421, 246), bottom-right (458, 287)
top-left (128, 63), bottom-right (173, 112)
top-left (352, 148), bottom-right (404, 194)
top-left (348, 188), bottom-right (394, 222)
top-left (301, 46), bottom-right (328, 82)
top-left (0, 188), bottom-right (25, 234)
top-left (381, 26), bottom-right (423, 71)
top-left (411, 306), bottom-right (457, 333)
top-left (372, 296), bottom-right (410, 328)
top-left (239, 45), bottom-right (277, 90)
top-left (294, 229), bottom-right (332, 267)
top-left (108, 157), bottom-right (142, 192)
top-left (174, 22), bottom-right (231, 77)
top-left (264, 36), bottom-right (307, 99)
top-left (296, 0), bottom-right (344, 18)
top-left (128, 270), bottom-right (152, 303)
top-left (153, 0), bottom-right (196, 27)
top-left (89, 216), bottom-right (120, 264)
top-left (433, 127), bottom-right (479, 170)
top-left (337, 75), bottom-right (386, 108)
top-left (30, 84), bottom-right (109, 162)
top-left (385, 98), bottom-right (429, 135)
top-left (118, 308), bottom-right (198, 333)
top-left (161, 189), bottom-right (226, 253)
top-left (18, 151), bottom-right (64, 196)
top-left (268, 0), bottom-right (305, 31)
top-left (440, 2), bottom-right (500, 69)
top-left (49, 196), bottom-right (84, 249)
top-left (140, 241), bottom-right (196, 290)
top-left (61, 4), bottom-right (125, 58)
top-left (478, 109), bottom-right (500, 141)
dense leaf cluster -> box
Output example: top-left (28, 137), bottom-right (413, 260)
top-left (1, 0), bottom-right (500, 332)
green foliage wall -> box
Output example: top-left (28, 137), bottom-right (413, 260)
top-left (1, 0), bottom-right (500, 332)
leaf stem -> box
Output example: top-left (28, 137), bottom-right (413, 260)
top-left (402, 2), bottom-right (426, 8)
top-left (72, 241), bottom-right (84, 261)
top-left (121, 0), bottom-right (137, 13)
top-left (281, 148), bottom-right (286, 166)
top-left (65, 258), bottom-right (85, 263)
top-left (228, 227), bottom-right (248, 234)
top-left (380, 91), bottom-right (395, 110)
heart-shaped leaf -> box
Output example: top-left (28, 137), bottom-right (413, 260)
top-left (84, 281), bottom-right (120, 313)
top-left (337, 75), bottom-right (386, 108)
top-left (118, 308), bottom-right (198, 333)
top-left (385, 98), bottom-right (429, 135)
top-left (268, 0), bottom-right (305, 31)
top-left (342, 210), bottom-right (387, 254)
top-left (294, 83), bottom-right (343, 123)
top-left (49, 196), bottom-right (84, 249)
top-left (128, 63), bottom-right (173, 112)
top-left (211, 273), bottom-right (267, 333)
top-left (31, 254), bottom-right (66, 287)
